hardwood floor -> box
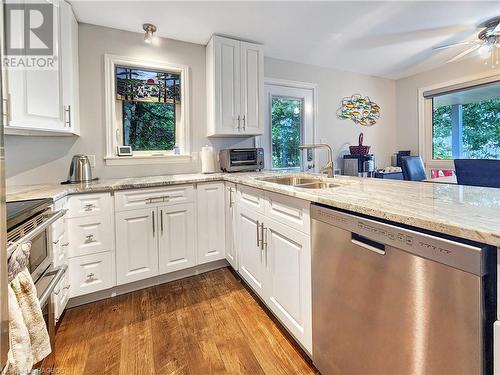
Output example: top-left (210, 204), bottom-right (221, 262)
top-left (54, 267), bottom-right (317, 374)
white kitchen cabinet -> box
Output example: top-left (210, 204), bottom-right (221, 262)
top-left (158, 203), bottom-right (196, 274)
top-left (197, 182), bottom-right (226, 264)
top-left (264, 217), bottom-right (312, 354)
top-left (4, 0), bottom-right (79, 135)
top-left (66, 192), bottom-right (113, 219)
top-left (115, 208), bottom-right (158, 285)
top-left (66, 214), bottom-right (113, 258)
top-left (53, 271), bottom-right (70, 324)
top-left (237, 204), bottom-right (266, 299)
top-left (68, 252), bottom-right (115, 297)
top-left (206, 35), bottom-right (263, 137)
top-left (224, 182), bottom-right (238, 270)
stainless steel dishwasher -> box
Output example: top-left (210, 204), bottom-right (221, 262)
top-left (311, 204), bottom-right (496, 375)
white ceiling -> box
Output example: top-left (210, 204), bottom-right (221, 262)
top-left (70, 1), bottom-right (500, 80)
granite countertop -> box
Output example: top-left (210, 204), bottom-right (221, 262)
top-left (7, 172), bottom-right (500, 247)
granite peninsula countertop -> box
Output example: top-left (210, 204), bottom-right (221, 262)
top-left (7, 172), bottom-right (500, 247)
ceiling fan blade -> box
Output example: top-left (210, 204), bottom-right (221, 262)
top-left (446, 44), bottom-right (481, 63)
top-left (433, 41), bottom-right (478, 50)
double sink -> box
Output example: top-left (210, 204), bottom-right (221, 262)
top-left (257, 175), bottom-right (338, 190)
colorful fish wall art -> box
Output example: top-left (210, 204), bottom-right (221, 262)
top-left (336, 94), bottom-right (380, 126)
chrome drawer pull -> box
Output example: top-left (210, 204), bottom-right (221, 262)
top-left (52, 239), bottom-right (60, 245)
top-left (54, 289), bottom-right (60, 296)
top-left (61, 242), bottom-right (69, 247)
top-left (85, 234), bottom-right (95, 243)
top-left (63, 284), bottom-right (71, 290)
top-left (84, 203), bottom-right (96, 211)
top-left (86, 273), bottom-right (95, 280)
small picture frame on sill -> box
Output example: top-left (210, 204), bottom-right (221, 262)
top-left (117, 146), bottom-right (133, 156)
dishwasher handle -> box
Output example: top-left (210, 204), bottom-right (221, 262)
top-left (351, 233), bottom-right (386, 255)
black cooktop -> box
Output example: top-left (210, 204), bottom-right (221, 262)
top-left (7, 198), bottom-right (52, 231)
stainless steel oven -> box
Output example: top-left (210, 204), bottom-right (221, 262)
top-left (219, 148), bottom-right (264, 172)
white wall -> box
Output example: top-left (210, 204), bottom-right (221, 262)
top-left (264, 58), bottom-right (397, 168)
top-left (395, 57), bottom-right (496, 154)
top-left (5, 24), bottom-right (252, 186)
top-left (5, 24), bottom-right (397, 186)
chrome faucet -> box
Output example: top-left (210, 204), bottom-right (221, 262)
top-left (299, 143), bottom-right (335, 178)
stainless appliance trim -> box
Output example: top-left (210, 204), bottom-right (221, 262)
top-left (7, 209), bottom-right (67, 260)
top-left (311, 204), bottom-right (484, 275)
top-left (38, 265), bottom-right (67, 307)
top-left (219, 148), bottom-right (264, 173)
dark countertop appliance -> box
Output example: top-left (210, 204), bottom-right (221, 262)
top-left (219, 148), bottom-right (264, 172)
top-left (343, 154), bottom-right (375, 177)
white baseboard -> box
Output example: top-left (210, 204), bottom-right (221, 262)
top-left (67, 259), bottom-right (230, 308)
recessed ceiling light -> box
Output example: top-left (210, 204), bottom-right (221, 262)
top-left (143, 23), bottom-right (157, 44)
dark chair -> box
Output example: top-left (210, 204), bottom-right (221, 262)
top-left (454, 159), bottom-right (500, 188)
top-left (401, 156), bottom-right (427, 181)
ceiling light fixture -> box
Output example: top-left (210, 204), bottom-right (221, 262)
top-left (143, 23), bottom-right (157, 44)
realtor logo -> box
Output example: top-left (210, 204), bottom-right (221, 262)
top-left (3, 2), bottom-right (56, 69)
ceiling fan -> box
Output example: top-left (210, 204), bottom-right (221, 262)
top-left (433, 16), bottom-right (500, 66)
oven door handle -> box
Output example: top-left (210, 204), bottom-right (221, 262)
top-left (7, 209), bottom-right (67, 260)
top-left (38, 265), bottom-right (67, 307)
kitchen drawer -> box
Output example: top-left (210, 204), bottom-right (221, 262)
top-left (66, 193), bottom-right (112, 218)
top-left (52, 231), bottom-right (69, 267)
top-left (68, 252), bottom-right (115, 297)
top-left (54, 271), bottom-right (70, 323)
top-left (66, 215), bottom-right (113, 258)
top-left (236, 185), bottom-right (265, 214)
top-left (265, 191), bottom-right (310, 234)
top-left (114, 185), bottom-right (195, 212)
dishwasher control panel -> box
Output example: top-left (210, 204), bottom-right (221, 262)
top-left (311, 204), bottom-right (484, 276)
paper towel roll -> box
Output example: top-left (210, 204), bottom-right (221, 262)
top-left (200, 145), bottom-right (216, 174)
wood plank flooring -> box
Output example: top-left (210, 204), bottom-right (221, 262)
top-left (54, 268), bottom-right (318, 374)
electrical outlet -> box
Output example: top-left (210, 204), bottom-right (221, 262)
top-left (87, 154), bottom-right (96, 168)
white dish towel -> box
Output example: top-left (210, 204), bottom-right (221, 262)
top-left (6, 243), bottom-right (51, 374)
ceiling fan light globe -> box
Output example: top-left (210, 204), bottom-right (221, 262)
top-left (478, 44), bottom-right (492, 58)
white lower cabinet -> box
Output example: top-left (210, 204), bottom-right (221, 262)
top-left (264, 218), bottom-right (312, 354)
top-left (197, 182), bottom-right (226, 264)
top-left (115, 208), bottom-right (158, 285)
top-left (54, 271), bottom-right (70, 324)
top-left (225, 182), bottom-right (238, 270)
top-left (235, 186), bottom-right (312, 354)
top-left (237, 205), bottom-right (266, 298)
top-left (68, 252), bottom-right (115, 297)
top-left (158, 203), bottom-right (196, 274)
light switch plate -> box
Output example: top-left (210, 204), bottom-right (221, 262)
top-left (87, 154), bottom-right (96, 168)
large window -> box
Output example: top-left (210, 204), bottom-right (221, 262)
top-left (104, 55), bottom-right (189, 165)
top-left (116, 67), bottom-right (180, 152)
top-left (430, 82), bottom-right (500, 161)
top-left (271, 97), bottom-right (302, 169)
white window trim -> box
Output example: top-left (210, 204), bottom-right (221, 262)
top-left (104, 54), bottom-right (191, 166)
top-left (418, 71), bottom-right (500, 172)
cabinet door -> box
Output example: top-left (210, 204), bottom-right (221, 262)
top-left (115, 208), bottom-right (158, 285)
top-left (225, 183), bottom-right (237, 270)
top-left (158, 203), bottom-right (196, 274)
top-left (60, 0), bottom-right (79, 134)
top-left (264, 218), bottom-right (312, 354)
top-left (240, 41), bottom-right (264, 135)
top-left (214, 36), bottom-right (241, 135)
top-left (4, 2), bottom-right (64, 132)
top-left (197, 182), bottom-right (226, 264)
top-left (237, 205), bottom-right (266, 298)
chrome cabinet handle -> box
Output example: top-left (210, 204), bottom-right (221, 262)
top-left (152, 210), bottom-right (155, 236)
top-left (242, 115), bottom-right (246, 130)
top-left (87, 273), bottom-right (95, 280)
top-left (54, 289), bottom-right (61, 296)
top-left (160, 209), bottom-right (163, 235)
top-left (61, 242), bottom-right (69, 247)
top-left (147, 196), bottom-right (170, 204)
top-left (237, 115), bottom-right (241, 130)
top-left (229, 188), bottom-right (234, 208)
top-left (256, 220), bottom-right (260, 247)
top-left (84, 203), bottom-right (96, 211)
top-left (2, 96), bottom-right (10, 124)
top-left (64, 105), bottom-right (71, 127)
top-left (63, 284), bottom-right (71, 290)
top-left (260, 223), bottom-right (266, 251)
top-left (53, 239), bottom-right (60, 245)
top-left (85, 234), bottom-right (95, 243)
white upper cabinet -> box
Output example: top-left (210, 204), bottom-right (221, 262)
top-left (206, 35), bottom-right (264, 137)
top-left (3, 0), bottom-right (79, 135)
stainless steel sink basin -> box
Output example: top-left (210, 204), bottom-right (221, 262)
top-left (297, 182), bottom-right (339, 189)
top-left (257, 175), bottom-right (339, 189)
top-left (258, 176), bottom-right (323, 185)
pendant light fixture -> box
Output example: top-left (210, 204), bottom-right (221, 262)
top-left (143, 23), bottom-right (157, 44)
